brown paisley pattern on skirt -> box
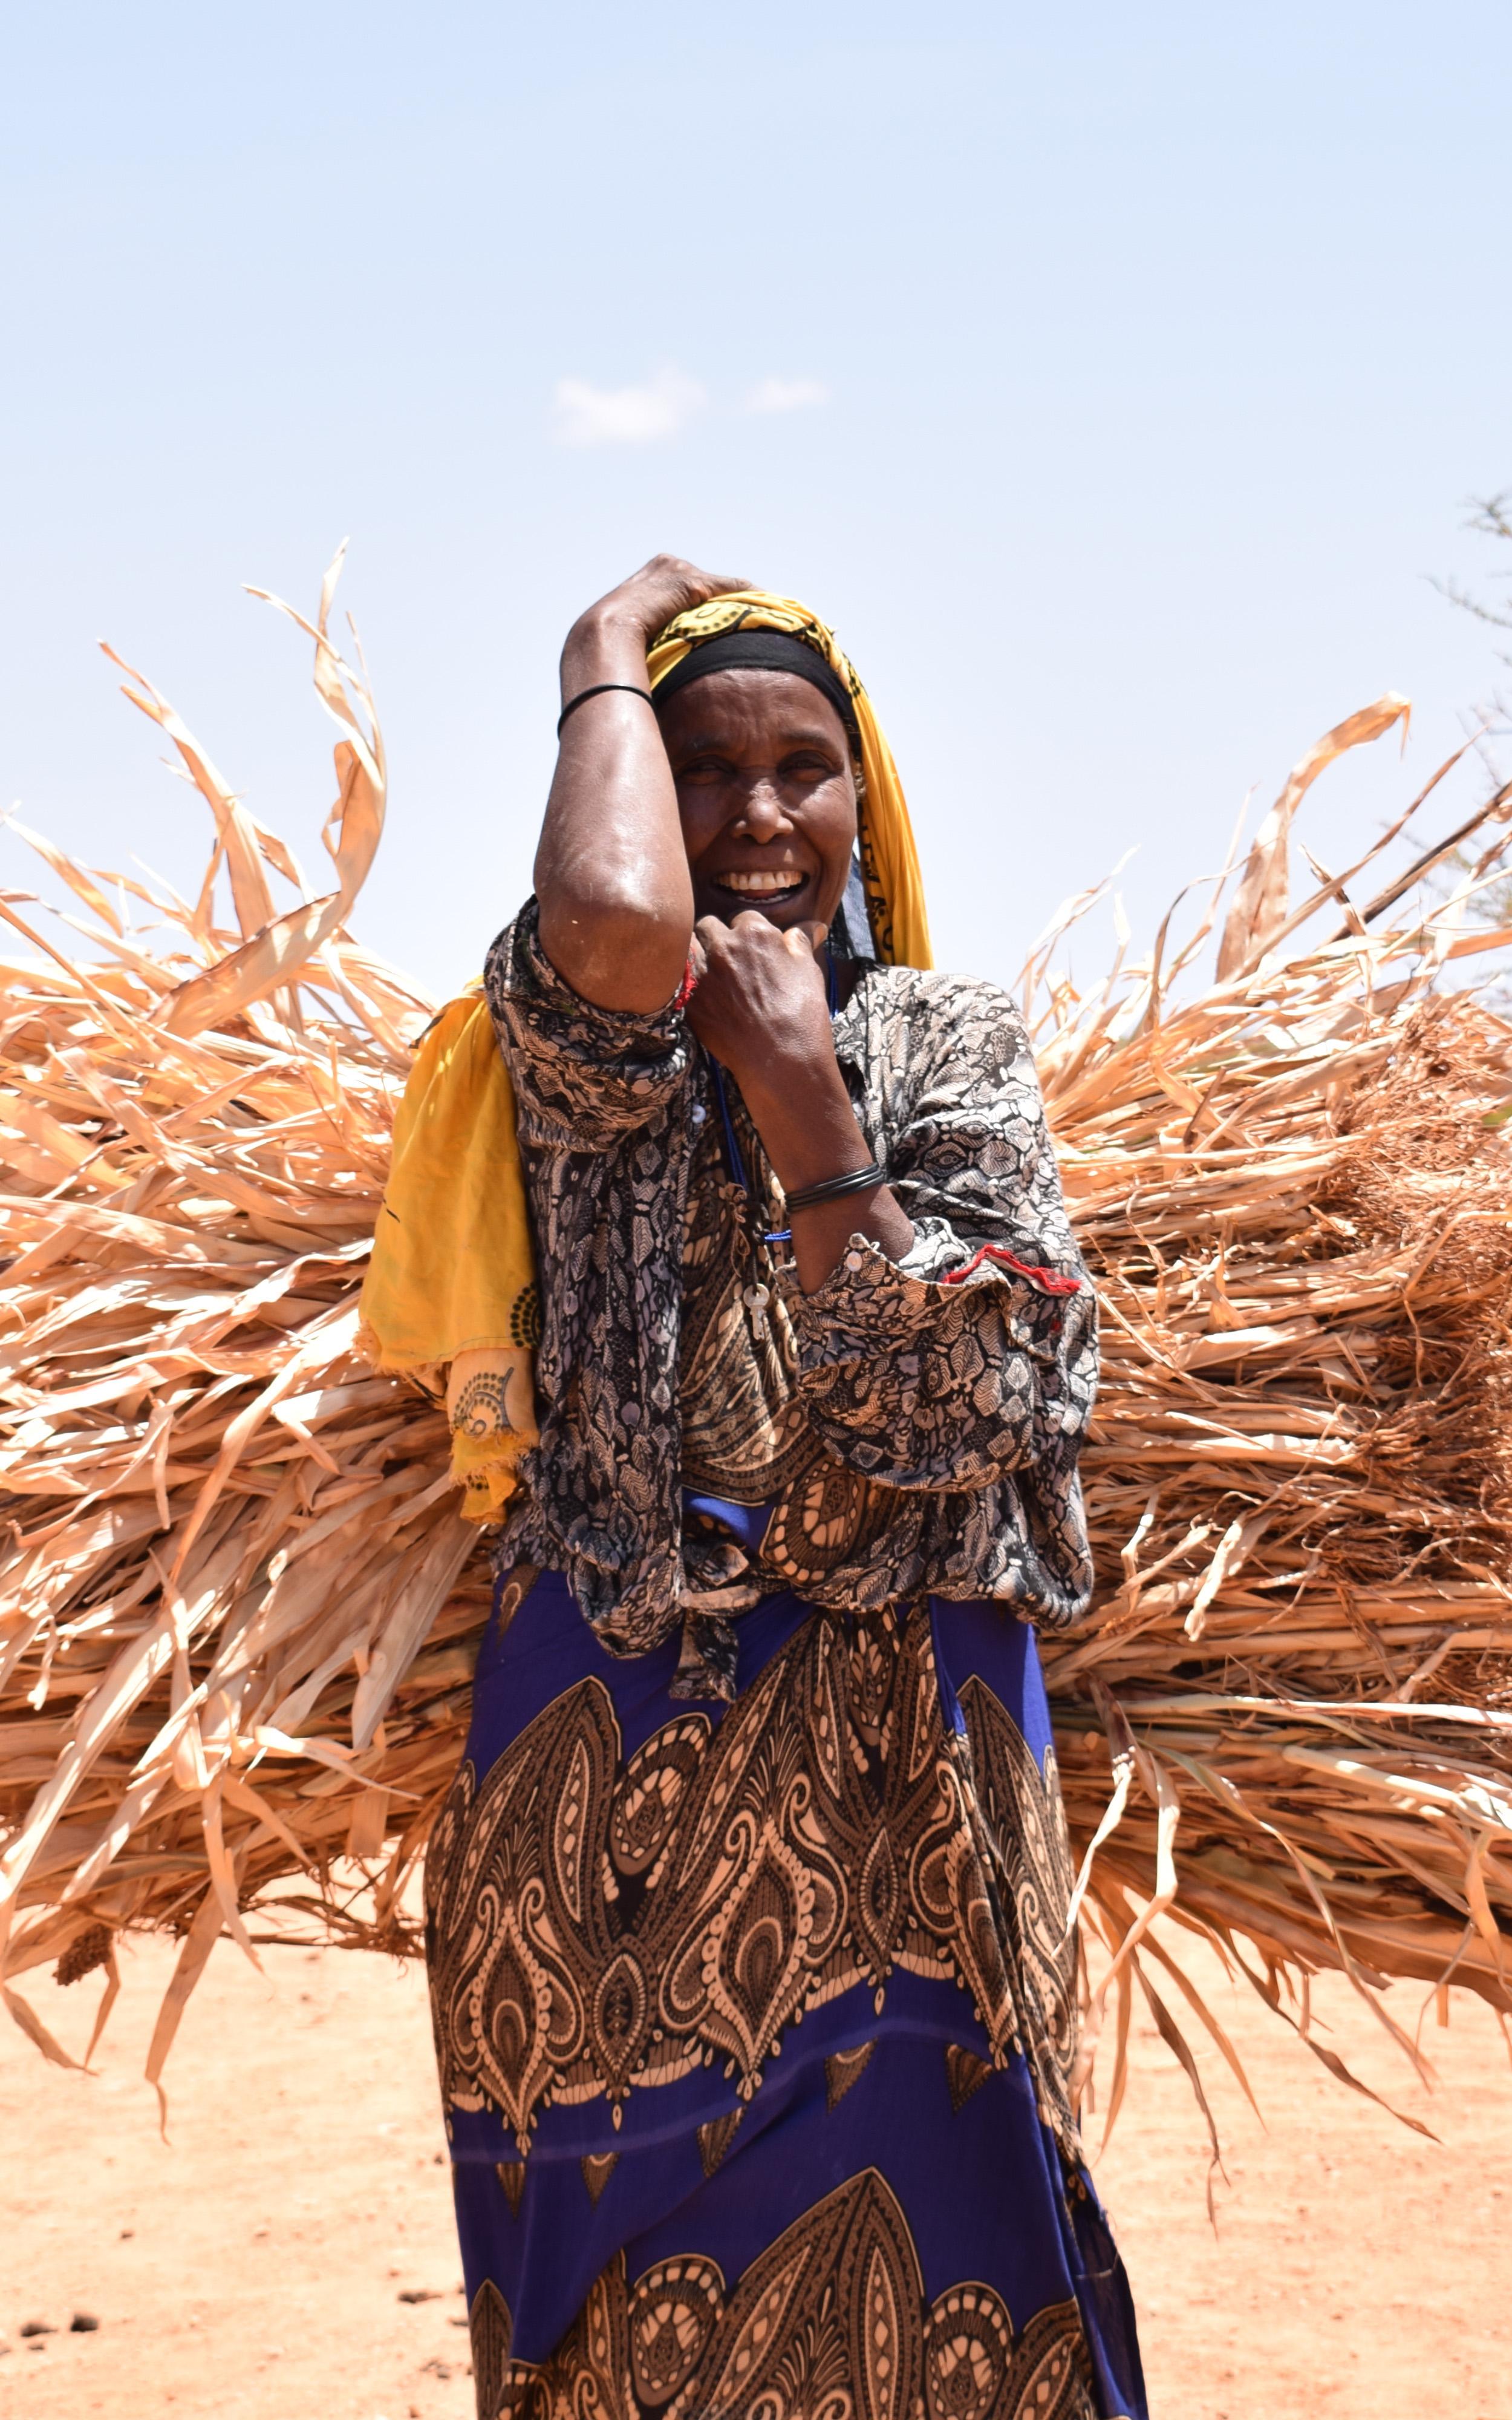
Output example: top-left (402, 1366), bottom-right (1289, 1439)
top-left (425, 1601), bottom-right (1081, 2159)
top-left (955, 1676), bottom-right (1078, 2148)
top-left (466, 2168), bottom-right (1110, 2420)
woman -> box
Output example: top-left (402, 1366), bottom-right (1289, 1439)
top-left (421, 558), bottom-right (1147, 2420)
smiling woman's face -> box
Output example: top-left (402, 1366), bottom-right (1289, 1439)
top-left (656, 667), bottom-right (859, 934)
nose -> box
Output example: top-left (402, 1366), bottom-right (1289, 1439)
top-left (737, 777), bottom-right (791, 840)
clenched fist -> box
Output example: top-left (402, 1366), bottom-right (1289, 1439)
top-left (685, 914), bottom-right (833, 1096)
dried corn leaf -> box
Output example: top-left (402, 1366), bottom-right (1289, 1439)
top-left (0, 579), bottom-right (1508, 2143)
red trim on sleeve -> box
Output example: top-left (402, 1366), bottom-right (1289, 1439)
top-left (939, 1243), bottom-right (1081, 1295)
top-left (673, 955), bottom-right (700, 1010)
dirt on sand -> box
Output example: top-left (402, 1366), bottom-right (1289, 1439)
top-left (2, 1926), bottom-right (1508, 2420)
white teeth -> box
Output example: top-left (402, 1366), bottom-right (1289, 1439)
top-left (717, 871), bottom-right (804, 895)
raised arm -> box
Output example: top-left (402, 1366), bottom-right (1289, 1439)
top-left (535, 556), bottom-right (749, 1012)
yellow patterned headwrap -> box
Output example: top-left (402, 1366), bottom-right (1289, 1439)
top-left (359, 590), bottom-right (930, 1517)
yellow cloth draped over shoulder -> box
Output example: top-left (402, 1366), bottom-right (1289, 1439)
top-left (357, 590), bottom-right (933, 1519)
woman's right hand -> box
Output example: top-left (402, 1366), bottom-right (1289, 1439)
top-left (561, 555), bottom-right (749, 690)
top-left (541, 557), bottom-right (746, 1014)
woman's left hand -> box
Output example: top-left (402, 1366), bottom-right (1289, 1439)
top-left (684, 914), bottom-right (834, 1099)
top-left (685, 915), bottom-right (914, 1287)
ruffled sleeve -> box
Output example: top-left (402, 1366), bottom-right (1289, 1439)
top-left (776, 973), bottom-right (1097, 1494)
top-left (483, 900), bottom-right (692, 1153)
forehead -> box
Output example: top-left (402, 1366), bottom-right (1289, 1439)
top-left (655, 667), bottom-right (851, 755)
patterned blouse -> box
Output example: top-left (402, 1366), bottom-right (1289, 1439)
top-left (484, 904), bottom-right (1097, 1700)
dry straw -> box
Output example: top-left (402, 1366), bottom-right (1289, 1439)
top-left (1, 558), bottom-right (1510, 2143)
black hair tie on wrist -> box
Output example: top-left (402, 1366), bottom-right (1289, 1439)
top-left (784, 1161), bottom-right (889, 1213)
top-left (556, 682), bottom-right (655, 739)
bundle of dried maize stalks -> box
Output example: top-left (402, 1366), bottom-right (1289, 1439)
top-left (1, 564), bottom-right (1509, 2133)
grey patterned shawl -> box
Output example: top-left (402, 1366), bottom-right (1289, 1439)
top-left (485, 904), bottom-right (1098, 1699)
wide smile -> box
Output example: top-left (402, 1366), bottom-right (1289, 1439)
top-left (710, 867), bottom-right (810, 903)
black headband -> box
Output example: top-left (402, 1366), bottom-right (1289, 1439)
top-left (651, 629), bottom-right (861, 751)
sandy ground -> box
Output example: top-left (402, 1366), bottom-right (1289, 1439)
top-left (2, 1925), bottom-right (1509, 2419)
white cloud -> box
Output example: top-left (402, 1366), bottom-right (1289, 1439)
top-left (553, 365), bottom-right (706, 447)
top-left (746, 376), bottom-right (830, 415)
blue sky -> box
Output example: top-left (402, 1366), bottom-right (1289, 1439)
top-left (3, 2), bottom-right (1510, 998)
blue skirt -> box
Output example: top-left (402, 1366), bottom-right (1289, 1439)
top-left (425, 1571), bottom-right (1147, 2420)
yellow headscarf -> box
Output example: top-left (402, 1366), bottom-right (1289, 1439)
top-left (358, 590), bottom-right (931, 1517)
